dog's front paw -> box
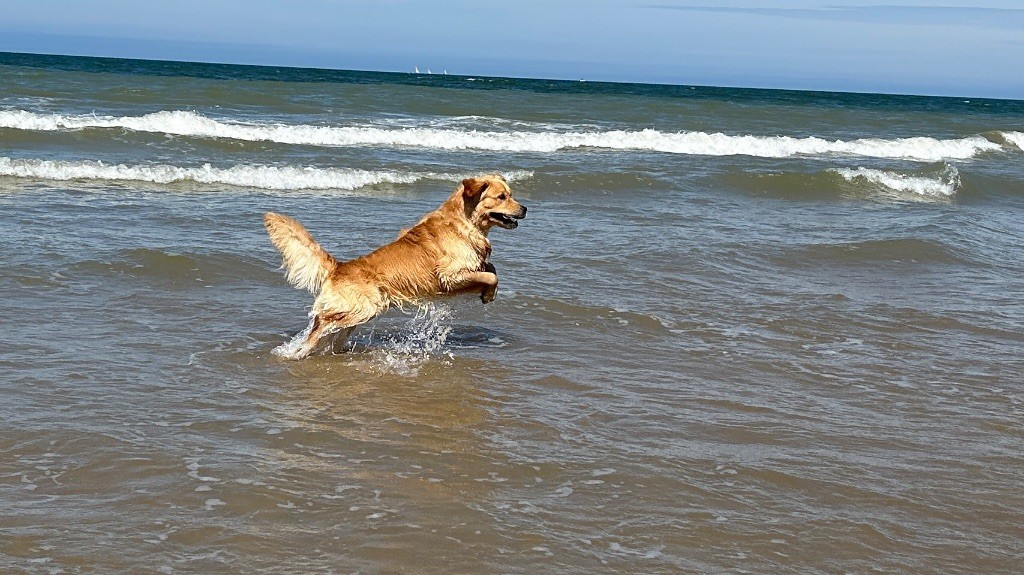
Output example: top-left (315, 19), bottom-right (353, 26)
top-left (481, 285), bottom-right (497, 304)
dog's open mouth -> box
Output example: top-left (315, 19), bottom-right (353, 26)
top-left (489, 211), bottom-right (522, 229)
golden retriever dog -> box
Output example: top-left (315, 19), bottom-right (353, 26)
top-left (264, 174), bottom-right (527, 359)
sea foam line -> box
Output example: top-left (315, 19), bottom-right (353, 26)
top-left (0, 109), bottom-right (1015, 161)
top-left (0, 156), bottom-right (532, 191)
top-left (831, 165), bottom-right (960, 197)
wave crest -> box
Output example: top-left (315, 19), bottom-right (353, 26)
top-left (1001, 131), bottom-right (1024, 151)
top-left (0, 156), bottom-right (532, 191)
top-left (1, 109), bottom-right (1016, 161)
top-left (790, 238), bottom-right (969, 266)
top-left (831, 164), bottom-right (960, 197)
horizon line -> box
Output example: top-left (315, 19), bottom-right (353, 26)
top-left (1, 49), bottom-right (1021, 104)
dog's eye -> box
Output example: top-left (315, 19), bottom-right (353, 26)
top-left (497, 193), bottom-right (507, 200)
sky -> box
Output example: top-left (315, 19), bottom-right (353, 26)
top-left (1, 1), bottom-right (1022, 98)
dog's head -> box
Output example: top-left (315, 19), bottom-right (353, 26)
top-left (460, 174), bottom-right (527, 232)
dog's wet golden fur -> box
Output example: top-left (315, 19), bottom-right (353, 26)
top-left (264, 174), bottom-right (526, 359)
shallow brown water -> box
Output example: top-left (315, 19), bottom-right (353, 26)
top-left (2, 53), bottom-right (1024, 574)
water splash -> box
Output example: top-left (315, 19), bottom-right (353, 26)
top-left (323, 300), bottom-right (452, 376)
top-left (270, 302), bottom-right (454, 372)
top-left (363, 303), bottom-right (454, 376)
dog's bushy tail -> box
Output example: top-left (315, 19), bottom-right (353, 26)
top-left (264, 212), bottom-right (337, 294)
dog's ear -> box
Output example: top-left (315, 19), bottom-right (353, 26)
top-left (462, 177), bottom-right (489, 198)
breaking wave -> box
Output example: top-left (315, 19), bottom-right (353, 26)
top-left (725, 162), bottom-right (967, 201)
top-left (831, 165), bottom-right (961, 197)
top-left (0, 156), bottom-right (532, 191)
top-left (1, 109), bottom-right (1018, 161)
top-left (1002, 131), bottom-right (1024, 151)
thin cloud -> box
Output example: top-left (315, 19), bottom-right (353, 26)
top-left (646, 5), bottom-right (1024, 29)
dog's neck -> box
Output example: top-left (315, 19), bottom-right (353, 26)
top-left (432, 189), bottom-right (493, 263)
top-left (441, 188), bottom-right (494, 238)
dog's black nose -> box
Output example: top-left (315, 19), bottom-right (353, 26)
top-left (520, 205), bottom-right (527, 217)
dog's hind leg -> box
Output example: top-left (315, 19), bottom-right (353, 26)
top-left (273, 311), bottom-right (363, 360)
top-left (273, 291), bottom-right (387, 360)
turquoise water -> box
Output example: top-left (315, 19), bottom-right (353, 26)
top-left (2, 51), bottom-right (1023, 574)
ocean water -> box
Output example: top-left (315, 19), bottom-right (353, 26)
top-left (2, 51), bottom-right (1023, 574)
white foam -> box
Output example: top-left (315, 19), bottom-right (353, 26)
top-left (272, 303), bottom-right (454, 372)
top-left (832, 165), bottom-right (960, 197)
top-left (368, 303), bottom-right (454, 376)
top-left (1002, 131), bottom-right (1024, 151)
top-left (0, 109), bottom-right (1009, 161)
top-left (0, 156), bottom-right (531, 191)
